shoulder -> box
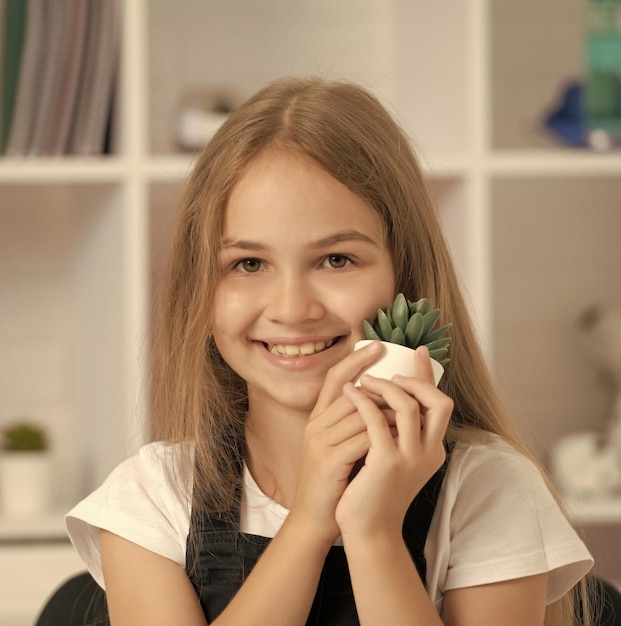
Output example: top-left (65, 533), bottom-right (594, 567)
top-left (92, 441), bottom-right (195, 509)
top-left (450, 430), bottom-right (537, 477)
top-left (124, 440), bottom-right (194, 491)
top-left (65, 441), bottom-right (195, 588)
top-left (448, 431), bottom-right (544, 497)
top-left (429, 430), bottom-right (592, 604)
top-left (443, 431), bottom-right (564, 543)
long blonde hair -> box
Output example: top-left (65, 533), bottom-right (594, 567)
top-left (150, 77), bottom-right (593, 624)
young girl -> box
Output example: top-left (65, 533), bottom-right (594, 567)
top-left (66, 77), bottom-right (594, 625)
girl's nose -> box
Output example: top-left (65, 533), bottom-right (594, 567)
top-left (264, 275), bottom-right (325, 325)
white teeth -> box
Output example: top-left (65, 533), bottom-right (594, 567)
top-left (269, 339), bottom-right (336, 357)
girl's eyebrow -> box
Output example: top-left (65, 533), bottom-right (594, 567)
top-left (220, 239), bottom-right (267, 252)
top-left (220, 230), bottom-right (379, 251)
top-left (310, 230), bottom-right (379, 249)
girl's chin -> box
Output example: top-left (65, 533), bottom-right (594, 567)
top-left (274, 393), bottom-right (320, 414)
top-left (249, 384), bottom-right (321, 415)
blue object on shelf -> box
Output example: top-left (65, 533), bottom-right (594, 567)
top-left (544, 82), bottom-right (588, 147)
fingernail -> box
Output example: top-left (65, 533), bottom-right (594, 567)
top-left (418, 345), bottom-right (430, 361)
top-left (391, 373), bottom-right (405, 382)
top-left (360, 373), bottom-right (374, 382)
top-left (365, 341), bottom-right (381, 352)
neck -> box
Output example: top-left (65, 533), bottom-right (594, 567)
top-left (244, 403), bottom-right (308, 509)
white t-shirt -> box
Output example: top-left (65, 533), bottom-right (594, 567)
top-left (65, 432), bottom-right (593, 612)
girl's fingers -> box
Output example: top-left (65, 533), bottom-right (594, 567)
top-left (335, 430), bottom-right (373, 466)
top-left (310, 394), bottom-right (359, 428)
top-left (342, 383), bottom-right (396, 455)
top-left (311, 341), bottom-right (384, 417)
top-left (411, 345), bottom-right (435, 385)
top-left (358, 374), bottom-right (453, 454)
top-left (312, 410), bottom-right (367, 448)
top-left (356, 377), bottom-right (423, 456)
top-left (388, 376), bottom-right (454, 427)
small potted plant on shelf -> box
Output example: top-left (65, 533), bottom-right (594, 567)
top-left (355, 293), bottom-right (451, 386)
top-left (0, 420), bottom-right (52, 517)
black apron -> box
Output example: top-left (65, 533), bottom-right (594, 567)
top-left (186, 452), bottom-right (450, 625)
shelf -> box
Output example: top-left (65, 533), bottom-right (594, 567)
top-left (143, 150), bottom-right (473, 181)
top-left (141, 152), bottom-right (472, 183)
top-left (5, 148), bottom-right (619, 186)
top-left (0, 157), bottom-right (128, 183)
top-left (0, 511), bottom-right (68, 543)
top-left (488, 149), bottom-right (621, 177)
top-left (565, 497), bottom-right (621, 526)
top-left (143, 154), bottom-right (198, 181)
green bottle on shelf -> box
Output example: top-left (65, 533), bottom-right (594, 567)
top-left (585, 0), bottom-right (621, 149)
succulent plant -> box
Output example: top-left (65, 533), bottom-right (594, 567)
top-left (363, 293), bottom-right (452, 365)
top-left (1, 421), bottom-right (49, 452)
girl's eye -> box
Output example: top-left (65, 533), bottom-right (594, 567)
top-left (235, 258), bottom-right (262, 273)
top-left (324, 254), bottom-right (351, 269)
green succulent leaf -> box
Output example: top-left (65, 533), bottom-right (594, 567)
top-left (389, 327), bottom-right (406, 345)
top-left (363, 319), bottom-right (381, 341)
top-left (415, 298), bottom-right (430, 315)
top-left (362, 293), bottom-right (451, 364)
top-left (421, 309), bottom-right (441, 335)
top-left (391, 293), bottom-right (409, 331)
top-left (404, 312), bottom-right (424, 347)
top-left (377, 309), bottom-right (393, 340)
top-left (429, 347), bottom-right (449, 361)
top-left (424, 323), bottom-right (453, 343)
top-left (425, 337), bottom-right (451, 352)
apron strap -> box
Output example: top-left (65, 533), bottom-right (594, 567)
top-left (402, 442), bottom-right (452, 584)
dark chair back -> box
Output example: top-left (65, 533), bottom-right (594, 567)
top-left (35, 571), bottom-right (108, 626)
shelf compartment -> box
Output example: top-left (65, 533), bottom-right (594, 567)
top-left (146, 0), bottom-right (469, 158)
top-left (491, 176), bottom-right (621, 456)
top-left (490, 1), bottom-right (585, 150)
top-left (0, 183), bottom-right (142, 510)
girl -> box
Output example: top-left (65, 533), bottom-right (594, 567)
top-left (66, 77), bottom-right (593, 625)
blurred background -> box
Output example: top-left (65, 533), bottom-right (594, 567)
top-left (1, 0), bottom-right (621, 622)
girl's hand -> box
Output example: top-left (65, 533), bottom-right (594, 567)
top-left (335, 346), bottom-right (453, 539)
top-left (287, 341), bottom-right (385, 548)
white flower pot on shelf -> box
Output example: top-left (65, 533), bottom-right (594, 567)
top-left (354, 340), bottom-right (444, 387)
top-left (0, 452), bottom-right (52, 518)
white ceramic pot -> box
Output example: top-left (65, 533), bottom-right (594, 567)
top-left (0, 452), bottom-right (52, 518)
top-left (354, 340), bottom-right (444, 387)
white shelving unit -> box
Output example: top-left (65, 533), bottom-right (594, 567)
top-left (1, 0), bottom-right (621, 619)
top-left (565, 497), bottom-right (621, 527)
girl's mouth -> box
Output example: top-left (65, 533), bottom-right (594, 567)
top-left (263, 336), bottom-right (342, 357)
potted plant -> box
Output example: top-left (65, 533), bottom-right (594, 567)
top-left (355, 293), bottom-right (451, 386)
top-left (0, 420), bottom-right (52, 517)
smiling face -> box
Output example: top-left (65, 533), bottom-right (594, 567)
top-left (212, 151), bottom-right (395, 417)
